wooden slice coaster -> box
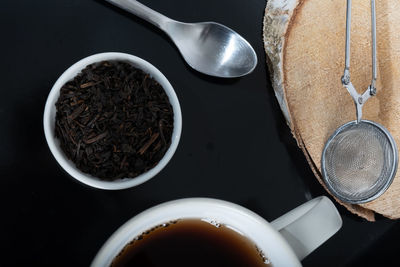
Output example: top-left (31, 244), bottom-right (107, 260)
top-left (263, 0), bottom-right (400, 221)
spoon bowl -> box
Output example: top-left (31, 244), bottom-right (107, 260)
top-left (166, 21), bottom-right (257, 77)
top-left (106, 0), bottom-right (257, 78)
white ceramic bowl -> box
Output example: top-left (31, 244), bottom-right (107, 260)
top-left (43, 52), bottom-right (182, 190)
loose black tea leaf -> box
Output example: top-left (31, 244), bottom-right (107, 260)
top-left (55, 61), bottom-right (174, 180)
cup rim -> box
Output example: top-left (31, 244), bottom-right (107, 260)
top-left (43, 52), bottom-right (182, 190)
top-left (90, 198), bottom-right (301, 267)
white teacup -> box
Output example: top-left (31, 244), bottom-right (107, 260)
top-left (91, 196), bottom-right (342, 267)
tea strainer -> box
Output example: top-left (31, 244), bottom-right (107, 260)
top-left (321, 0), bottom-right (398, 204)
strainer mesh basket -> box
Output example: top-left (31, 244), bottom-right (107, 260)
top-left (322, 121), bottom-right (397, 203)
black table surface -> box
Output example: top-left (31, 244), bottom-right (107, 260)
top-left (1, 0), bottom-right (399, 266)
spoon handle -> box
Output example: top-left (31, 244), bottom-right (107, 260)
top-left (105, 0), bottom-right (172, 30)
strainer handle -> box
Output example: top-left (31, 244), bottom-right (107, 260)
top-left (342, 0), bottom-right (377, 123)
top-left (270, 196), bottom-right (342, 261)
top-left (370, 0), bottom-right (377, 95)
top-left (342, 0), bottom-right (351, 85)
top-left (342, 0), bottom-right (376, 92)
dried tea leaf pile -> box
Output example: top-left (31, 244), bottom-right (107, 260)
top-left (55, 61), bottom-right (174, 180)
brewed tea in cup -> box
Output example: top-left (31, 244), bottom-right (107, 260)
top-left (112, 219), bottom-right (269, 266)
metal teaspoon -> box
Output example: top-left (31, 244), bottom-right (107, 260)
top-left (105, 0), bottom-right (258, 78)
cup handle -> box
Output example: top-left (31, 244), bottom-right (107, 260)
top-left (270, 196), bottom-right (342, 261)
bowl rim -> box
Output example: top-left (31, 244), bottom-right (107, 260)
top-left (43, 52), bottom-right (182, 190)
